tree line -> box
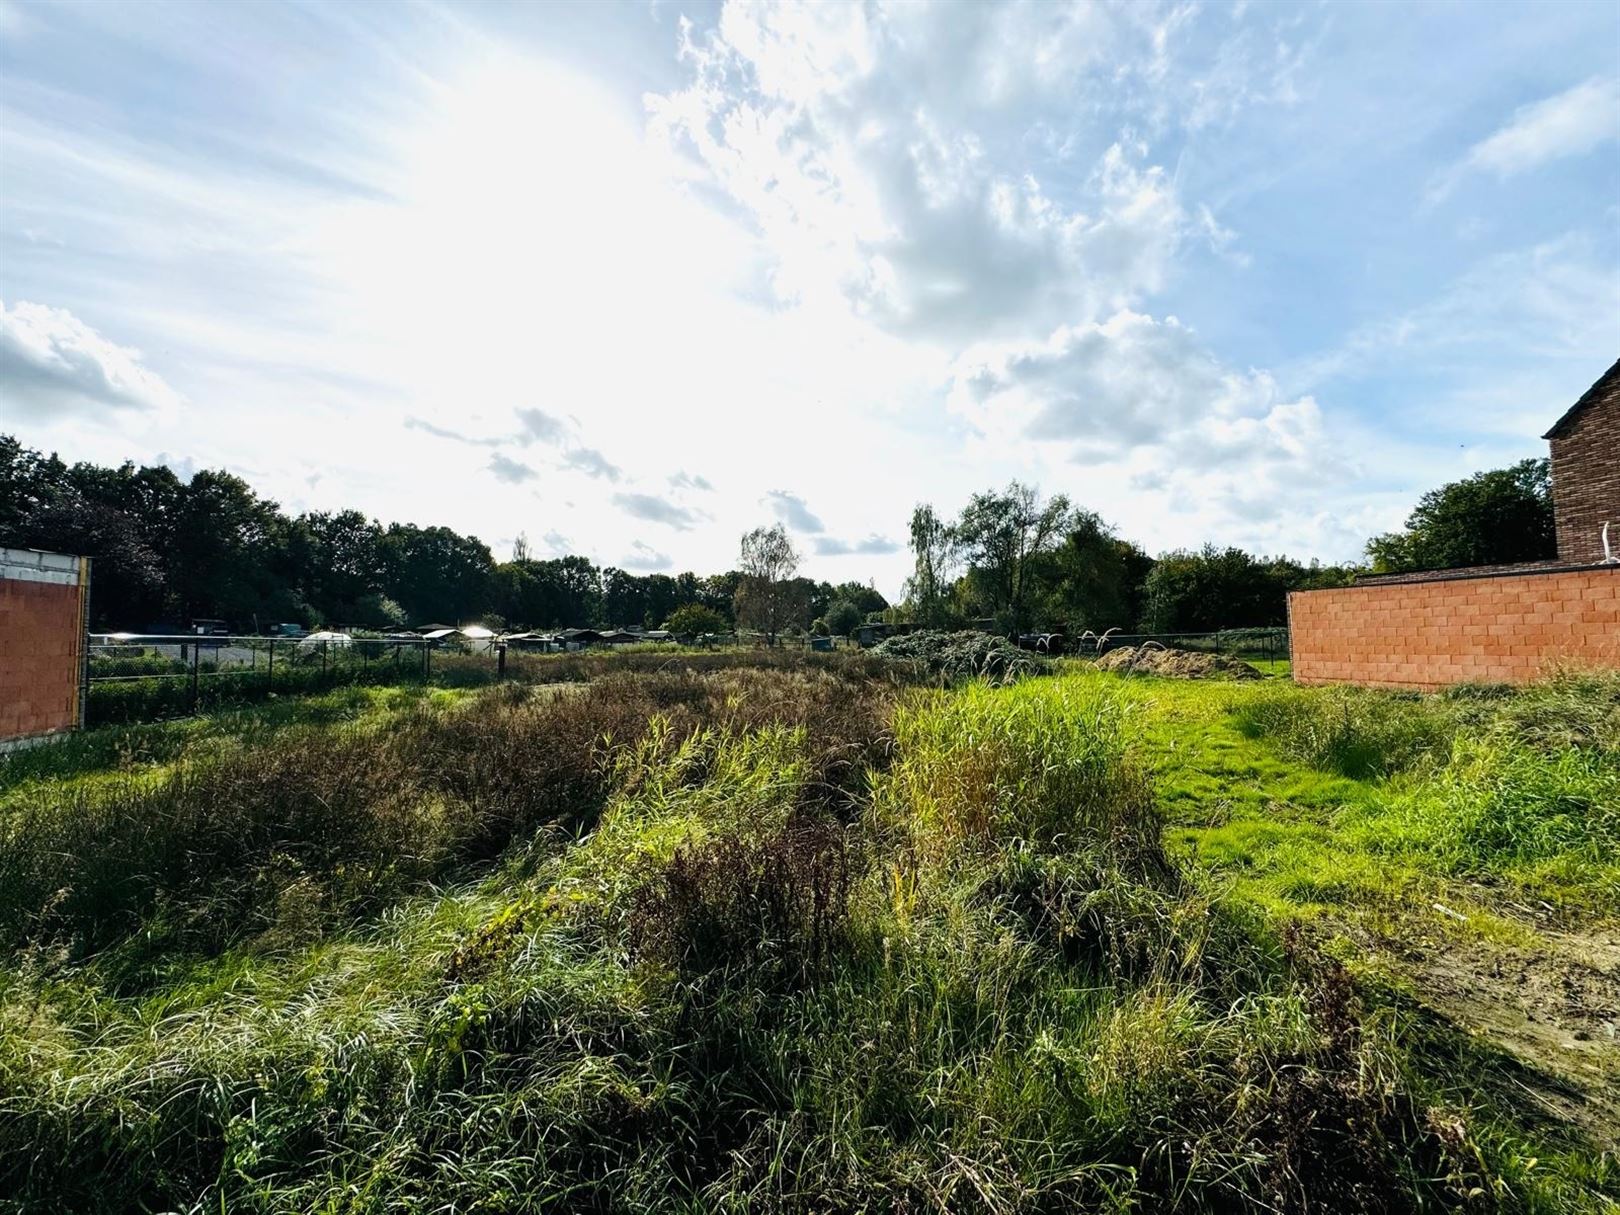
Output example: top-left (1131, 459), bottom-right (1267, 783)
top-left (1, 434), bottom-right (1554, 636)
top-left (0, 437), bottom-right (886, 632)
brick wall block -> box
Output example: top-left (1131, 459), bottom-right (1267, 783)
top-left (1289, 567), bottom-right (1620, 689)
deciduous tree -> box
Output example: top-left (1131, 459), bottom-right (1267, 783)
top-left (1366, 459), bottom-right (1554, 573)
top-left (734, 524), bottom-right (806, 642)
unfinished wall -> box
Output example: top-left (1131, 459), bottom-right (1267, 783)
top-left (1289, 565), bottom-right (1620, 690)
top-left (1, 547), bottom-right (91, 747)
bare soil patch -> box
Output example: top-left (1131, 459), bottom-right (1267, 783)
top-left (1393, 920), bottom-right (1620, 1145)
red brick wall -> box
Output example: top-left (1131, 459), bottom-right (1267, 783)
top-left (1, 550), bottom-right (89, 745)
top-left (1549, 377), bottom-right (1619, 565)
top-left (1289, 566), bottom-right (1620, 690)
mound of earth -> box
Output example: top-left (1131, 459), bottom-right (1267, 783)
top-left (1095, 645), bottom-right (1261, 680)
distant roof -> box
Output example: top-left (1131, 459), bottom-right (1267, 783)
top-left (421, 628), bottom-right (457, 640)
top-left (1544, 356), bottom-right (1620, 439)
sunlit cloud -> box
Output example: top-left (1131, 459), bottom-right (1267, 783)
top-left (0, 298), bottom-right (181, 418)
top-left (1, 0), bottom-right (1614, 591)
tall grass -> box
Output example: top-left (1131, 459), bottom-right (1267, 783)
top-left (1, 666), bottom-right (898, 964)
top-left (1231, 683), bottom-right (1457, 779)
top-left (84, 644), bottom-right (906, 725)
top-left (0, 666), bottom-right (1605, 1211)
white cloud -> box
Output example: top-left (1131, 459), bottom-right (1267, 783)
top-left (408, 406), bottom-right (624, 484)
top-left (1294, 232), bottom-right (1620, 433)
top-left (404, 417), bottom-right (501, 446)
top-left (649, 4), bottom-right (1197, 342)
top-left (6, 0), bottom-right (1606, 585)
top-left (515, 408), bottom-right (571, 446)
top-left (948, 308), bottom-right (1358, 547)
top-left (813, 533), bottom-right (900, 556)
top-left (0, 298), bottom-right (180, 418)
top-left (613, 492), bottom-right (704, 531)
top-left (952, 310), bottom-right (1311, 459)
top-left (488, 452), bottom-right (537, 484)
top-left (621, 540), bottom-right (672, 571)
top-left (561, 447), bottom-right (622, 482)
top-left (764, 489), bottom-right (825, 533)
top-left (1431, 76), bottom-right (1620, 199)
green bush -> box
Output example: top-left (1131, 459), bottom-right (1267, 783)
top-left (87, 653), bottom-right (187, 678)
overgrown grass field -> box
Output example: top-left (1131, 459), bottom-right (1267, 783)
top-left (2, 653), bottom-right (1615, 1212)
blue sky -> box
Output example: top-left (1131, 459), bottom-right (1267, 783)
top-left (1, 0), bottom-right (1616, 595)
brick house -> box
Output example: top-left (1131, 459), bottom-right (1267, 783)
top-left (1543, 356), bottom-right (1619, 565)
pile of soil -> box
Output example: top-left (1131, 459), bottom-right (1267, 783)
top-left (1095, 645), bottom-right (1261, 680)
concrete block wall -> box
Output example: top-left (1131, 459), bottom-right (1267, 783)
top-left (1289, 565), bottom-right (1620, 690)
top-left (1, 547), bottom-right (91, 747)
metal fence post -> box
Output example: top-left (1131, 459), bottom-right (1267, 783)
top-left (497, 642), bottom-right (507, 681)
top-left (189, 641), bottom-right (200, 714)
top-left (268, 638), bottom-right (275, 689)
top-left (321, 639), bottom-right (329, 680)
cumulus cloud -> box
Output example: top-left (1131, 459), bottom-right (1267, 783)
top-left (669, 470), bottom-right (715, 492)
top-left (613, 492), bottom-right (703, 531)
top-left (1431, 76), bottom-right (1620, 200)
top-left (0, 298), bottom-right (180, 417)
top-left (950, 308), bottom-right (1352, 537)
top-left (764, 489), bottom-right (825, 532)
top-left (621, 540), bottom-right (672, 571)
top-left (561, 446), bottom-right (622, 481)
top-left (488, 452), bottom-right (537, 483)
top-left (813, 534), bottom-right (900, 556)
top-left (953, 310), bottom-right (1293, 452)
top-left (649, 4), bottom-right (1201, 343)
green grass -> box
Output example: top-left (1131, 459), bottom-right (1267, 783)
top-left (1, 659), bottom-right (1615, 1212)
top-left (1, 684), bottom-right (474, 810)
top-left (1162, 668), bottom-right (1620, 919)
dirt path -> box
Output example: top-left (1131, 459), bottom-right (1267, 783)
top-left (1386, 915), bottom-right (1620, 1145)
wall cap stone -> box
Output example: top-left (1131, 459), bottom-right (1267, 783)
top-left (1298, 560), bottom-right (1617, 595)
